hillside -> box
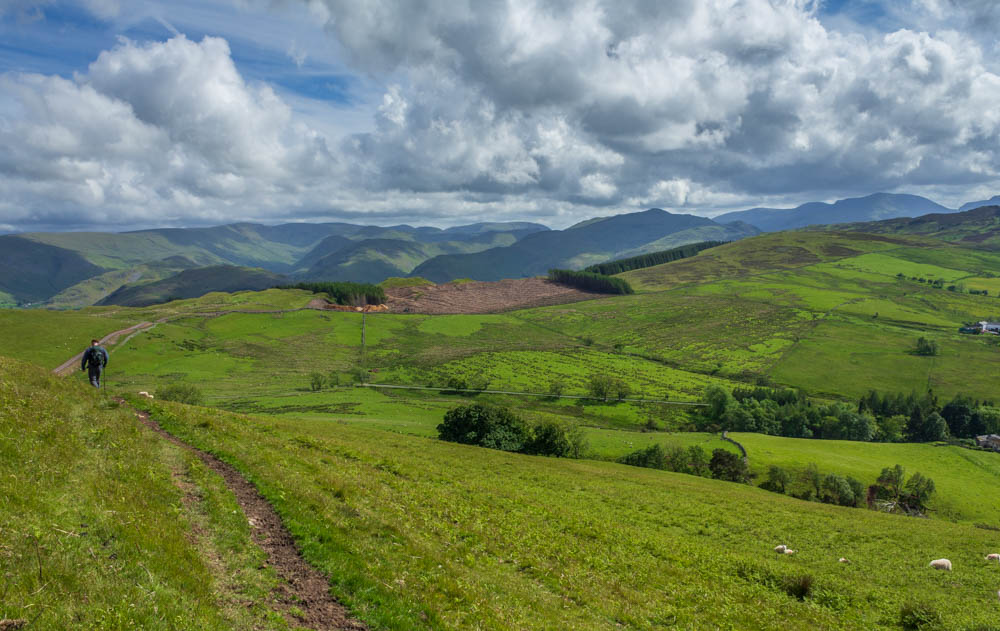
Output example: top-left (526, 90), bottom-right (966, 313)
top-left (5, 220), bottom-right (548, 305)
top-left (295, 231), bottom-right (538, 282)
top-left (0, 357), bottom-right (296, 629)
top-left (412, 209), bottom-right (754, 282)
top-left (715, 193), bottom-right (951, 232)
top-left (97, 265), bottom-right (287, 307)
top-left (959, 195), bottom-right (1000, 212)
top-left (827, 205), bottom-right (1000, 249)
top-left (0, 235), bottom-right (107, 304)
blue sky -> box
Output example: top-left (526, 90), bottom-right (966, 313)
top-left (0, 0), bottom-right (998, 232)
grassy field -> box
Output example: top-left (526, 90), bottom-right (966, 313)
top-left (131, 396), bottom-right (1000, 630)
top-left (0, 357), bottom-right (293, 630)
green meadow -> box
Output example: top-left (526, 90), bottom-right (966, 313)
top-left (128, 396), bottom-right (1000, 630)
top-left (6, 228), bottom-right (1000, 628)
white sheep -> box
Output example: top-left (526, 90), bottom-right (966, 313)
top-left (784, 549), bottom-right (796, 555)
top-left (774, 545), bottom-right (787, 553)
top-left (985, 553), bottom-right (1000, 562)
top-left (929, 558), bottom-right (952, 571)
top-left (838, 557), bottom-right (850, 564)
top-left (137, 391), bottom-right (154, 399)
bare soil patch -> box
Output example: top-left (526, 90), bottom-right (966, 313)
top-left (125, 402), bottom-right (366, 631)
top-left (385, 277), bottom-right (605, 314)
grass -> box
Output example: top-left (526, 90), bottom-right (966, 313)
top-left (379, 276), bottom-right (435, 289)
top-left (0, 308), bottom-right (141, 370)
top-left (0, 357), bottom-right (292, 630)
top-left (134, 396), bottom-right (1000, 630)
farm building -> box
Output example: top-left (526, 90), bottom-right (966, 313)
top-left (978, 321), bottom-right (1000, 334)
top-left (976, 435), bottom-right (1000, 451)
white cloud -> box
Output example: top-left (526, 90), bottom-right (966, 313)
top-left (3, 0), bottom-right (1000, 231)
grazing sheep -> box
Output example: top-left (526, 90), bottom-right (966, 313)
top-left (838, 557), bottom-right (850, 564)
top-left (774, 545), bottom-right (787, 553)
top-left (783, 549), bottom-right (796, 555)
top-left (929, 558), bottom-right (952, 571)
top-left (986, 553), bottom-right (1000, 562)
top-left (138, 391), bottom-right (154, 399)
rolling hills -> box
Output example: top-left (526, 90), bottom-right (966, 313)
top-left (97, 265), bottom-right (288, 307)
top-left (7, 208), bottom-right (1000, 628)
top-left (411, 208), bottom-right (759, 282)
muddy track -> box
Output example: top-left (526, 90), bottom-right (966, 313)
top-left (122, 400), bottom-right (367, 631)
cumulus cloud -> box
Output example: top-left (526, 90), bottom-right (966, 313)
top-left (3, 0), bottom-right (1000, 231)
top-left (305, 0), bottom-right (1000, 212)
top-left (0, 35), bottom-right (338, 229)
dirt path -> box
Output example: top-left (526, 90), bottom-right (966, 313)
top-left (123, 401), bottom-right (367, 631)
top-left (51, 322), bottom-right (156, 376)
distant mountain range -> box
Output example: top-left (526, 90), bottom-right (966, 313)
top-left (411, 209), bottom-right (758, 282)
top-left (2, 191), bottom-right (997, 308)
top-left (714, 193), bottom-right (952, 232)
top-left (0, 221), bottom-right (547, 306)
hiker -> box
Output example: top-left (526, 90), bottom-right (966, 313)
top-left (81, 338), bottom-right (109, 388)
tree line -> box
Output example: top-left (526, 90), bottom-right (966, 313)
top-left (547, 269), bottom-right (634, 294)
top-left (582, 241), bottom-right (725, 276)
top-left (701, 384), bottom-right (1000, 443)
top-left (282, 281), bottom-right (386, 305)
top-left (617, 441), bottom-right (936, 516)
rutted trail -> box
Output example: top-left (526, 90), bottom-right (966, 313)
top-left (123, 400), bottom-right (368, 631)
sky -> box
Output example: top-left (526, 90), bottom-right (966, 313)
top-left (1, 0), bottom-right (999, 233)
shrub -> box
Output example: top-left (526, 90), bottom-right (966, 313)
top-left (547, 379), bottom-right (566, 398)
top-left (759, 465), bottom-right (789, 494)
top-left (782, 574), bottom-right (814, 601)
top-left (588, 374), bottom-right (615, 401)
top-left (618, 444), bottom-right (667, 470)
top-left (437, 404), bottom-right (528, 452)
top-left (309, 372), bottom-right (326, 392)
top-left (900, 601), bottom-right (942, 630)
top-left (524, 420), bottom-right (571, 457)
top-left (157, 383), bottom-right (203, 405)
top-left (709, 449), bottom-right (749, 483)
top-left (915, 337), bottom-right (939, 356)
top-left (444, 376), bottom-right (469, 392)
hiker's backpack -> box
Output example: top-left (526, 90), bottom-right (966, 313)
top-left (88, 346), bottom-right (106, 367)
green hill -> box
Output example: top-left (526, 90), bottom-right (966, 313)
top-left (0, 235), bottom-right (107, 304)
top-left (0, 357), bottom-right (294, 629)
top-left (97, 265), bottom-right (287, 307)
top-left (828, 205), bottom-right (1000, 249)
top-left (412, 209), bottom-right (756, 282)
top-left (127, 396), bottom-right (1000, 630)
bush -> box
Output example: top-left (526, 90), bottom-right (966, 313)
top-left (900, 601), bottom-right (942, 630)
top-left (547, 379), bottom-right (566, 398)
top-left (444, 376), bottom-right (469, 392)
top-left (782, 574), bottom-right (814, 601)
top-left (524, 420), bottom-right (571, 457)
top-left (437, 404), bottom-right (528, 452)
top-left (709, 448), bottom-right (749, 483)
top-left (759, 465), bottom-right (789, 494)
top-left (618, 444), bottom-right (667, 470)
top-left (157, 383), bottom-right (203, 405)
top-left (588, 374), bottom-right (615, 401)
top-left (309, 372), bottom-right (326, 392)
top-left (915, 337), bottom-right (939, 356)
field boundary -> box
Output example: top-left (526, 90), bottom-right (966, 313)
top-left (121, 399), bottom-right (367, 631)
top-left (358, 382), bottom-right (709, 406)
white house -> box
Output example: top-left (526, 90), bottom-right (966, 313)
top-left (978, 321), bottom-right (1000, 334)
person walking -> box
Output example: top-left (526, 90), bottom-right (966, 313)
top-left (81, 338), bottom-right (109, 388)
